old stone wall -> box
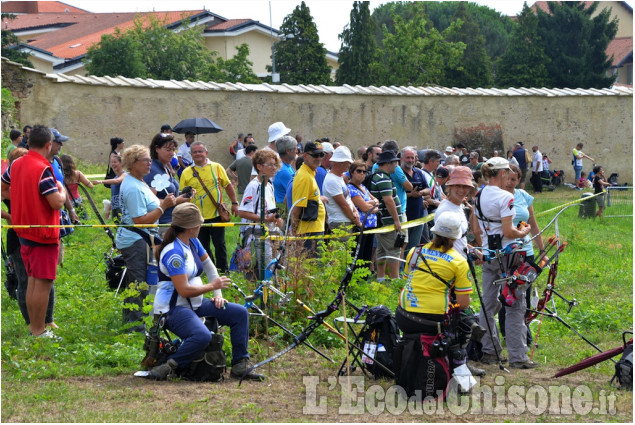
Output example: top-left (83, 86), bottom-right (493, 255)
top-left (2, 59), bottom-right (633, 183)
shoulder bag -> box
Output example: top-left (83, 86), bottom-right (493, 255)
top-left (191, 165), bottom-right (231, 222)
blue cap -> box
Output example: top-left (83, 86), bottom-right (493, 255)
top-left (50, 128), bottom-right (69, 143)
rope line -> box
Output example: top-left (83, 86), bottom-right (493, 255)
top-left (2, 191), bottom-right (604, 240)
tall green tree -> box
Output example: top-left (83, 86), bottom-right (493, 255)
top-left (496, 3), bottom-right (551, 88)
top-left (443, 2), bottom-right (493, 88)
top-left (537, 1), bottom-right (618, 88)
top-left (370, 3), bottom-right (465, 87)
top-left (273, 1), bottom-right (331, 85)
top-left (1, 13), bottom-right (33, 67)
top-left (336, 1), bottom-right (378, 86)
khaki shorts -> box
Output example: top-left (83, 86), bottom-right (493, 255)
top-left (376, 231), bottom-right (402, 264)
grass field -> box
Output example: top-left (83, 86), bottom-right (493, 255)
top-left (1, 171), bottom-right (633, 422)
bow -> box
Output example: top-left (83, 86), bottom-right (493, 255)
top-left (519, 205), bottom-right (613, 360)
top-left (239, 211), bottom-right (371, 384)
top-left (77, 183), bottom-right (116, 248)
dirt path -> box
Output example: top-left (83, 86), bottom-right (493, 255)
top-left (2, 349), bottom-right (632, 422)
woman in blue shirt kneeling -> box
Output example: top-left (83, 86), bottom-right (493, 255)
top-left (149, 203), bottom-right (264, 381)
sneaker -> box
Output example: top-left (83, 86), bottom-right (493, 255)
top-left (467, 363), bottom-right (486, 377)
top-left (31, 329), bottom-right (62, 341)
top-left (149, 358), bottom-right (178, 380)
top-left (230, 358), bottom-right (265, 381)
top-left (479, 353), bottom-right (508, 364)
top-left (510, 360), bottom-right (538, 369)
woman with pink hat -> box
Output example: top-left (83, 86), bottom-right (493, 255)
top-left (433, 166), bottom-right (475, 258)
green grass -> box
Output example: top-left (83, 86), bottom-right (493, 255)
top-left (1, 185), bottom-right (632, 421)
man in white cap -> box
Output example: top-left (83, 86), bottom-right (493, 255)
top-left (267, 122), bottom-right (291, 155)
top-left (323, 146), bottom-right (361, 233)
top-left (315, 141), bottom-right (334, 193)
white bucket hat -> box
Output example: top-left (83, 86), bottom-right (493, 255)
top-left (430, 211), bottom-right (463, 239)
top-left (268, 122), bottom-right (291, 143)
top-left (330, 146), bottom-right (353, 163)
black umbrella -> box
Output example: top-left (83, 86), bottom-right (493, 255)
top-left (172, 118), bottom-right (223, 135)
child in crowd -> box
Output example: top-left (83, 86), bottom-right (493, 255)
top-left (60, 154), bottom-right (93, 220)
top-left (593, 166), bottom-right (611, 218)
top-left (578, 171), bottom-right (592, 189)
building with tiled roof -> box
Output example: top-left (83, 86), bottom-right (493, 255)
top-left (1, 1), bottom-right (339, 78)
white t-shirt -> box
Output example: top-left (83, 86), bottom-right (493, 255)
top-left (476, 185), bottom-right (516, 250)
top-left (177, 142), bottom-right (193, 166)
top-left (323, 172), bottom-right (354, 224)
top-left (238, 179), bottom-right (278, 232)
top-left (434, 199), bottom-right (468, 257)
top-left (236, 148), bottom-right (246, 160)
top-left (532, 150), bottom-right (543, 172)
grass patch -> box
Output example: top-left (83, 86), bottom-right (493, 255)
top-left (1, 185), bottom-right (632, 421)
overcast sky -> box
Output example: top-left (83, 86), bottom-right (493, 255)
top-left (61, 0), bottom-right (543, 52)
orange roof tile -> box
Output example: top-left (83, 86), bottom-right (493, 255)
top-left (607, 36), bottom-right (633, 66)
top-left (1, 1), bottom-right (89, 14)
top-left (8, 10), bottom-right (204, 59)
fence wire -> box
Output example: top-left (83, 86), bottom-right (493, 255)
top-left (605, 186), bottom-right (633, 217)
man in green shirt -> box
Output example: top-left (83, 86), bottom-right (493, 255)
top-left (370, 151), bottom-right (404, 281)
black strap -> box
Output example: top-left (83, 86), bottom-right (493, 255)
top-left (191, 165), bottom-right (223, 211)
top-left (126, 226), bottom-right (162, 247)
top-left (414, 246), bottom-right (452, 289)
top-left (474, 189), bottom-right (502, 224)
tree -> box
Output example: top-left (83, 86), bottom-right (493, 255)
top-left (85, 14), bottom-right (259, 83)
top-left (537, 1), bottom-right (618, 88)
top-left (1, 13), bottom-right (33, 67)
top-left (85, 28), bottom-right (146, 78)
top-left (336, 1), bottom-right (378, 86)
top-left (370, 4), bottom-right (465, 87)
top-left (442, 2), bottom-right (493, 88)
top-left (496, 3), bottom-right (551, 88)
top-left (273, 1), bottom-right (331, 85)
top-left (422, 2), bottom-right (515, 63)
top-left (206, 44), bottom-right (261, 84)
top-left (128, 14), bottom-right (212, 81)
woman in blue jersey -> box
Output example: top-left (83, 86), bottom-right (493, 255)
top-left (148, 203), bottom-right (263, 381)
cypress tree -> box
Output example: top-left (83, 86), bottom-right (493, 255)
top-left (274, 1), bottom-right (331, 85)
top-left (336, 1), bottom-right (378, 86)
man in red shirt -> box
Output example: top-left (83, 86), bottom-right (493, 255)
top-left (1, 125), bottom-right (67, 338)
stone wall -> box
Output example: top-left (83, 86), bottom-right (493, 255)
top-left (2, 58), bottom-right (633, 183)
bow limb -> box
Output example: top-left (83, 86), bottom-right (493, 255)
top-left (239, 213), bottom-right (370, 384)
top-left (77, 183), bottom-right (116, 247)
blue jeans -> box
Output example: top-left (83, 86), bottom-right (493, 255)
top-left (166, 298), bottom-right (250, 368)
top-left (574, 165), bottom-right (583, 181)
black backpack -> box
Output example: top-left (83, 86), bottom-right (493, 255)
top-left (180, 333), bottom-right (227, 382)
top-left (360, 305), bottom-right (400, 379)
top-left (141, 318), bottom-right (227, 382)
top-left (611, 332), bottom-right (633, 391)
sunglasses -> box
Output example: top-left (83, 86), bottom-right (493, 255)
top-left (308, 152), bottom-right (325, 158)
top-left (354, 169), bottom-right (367, 174)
